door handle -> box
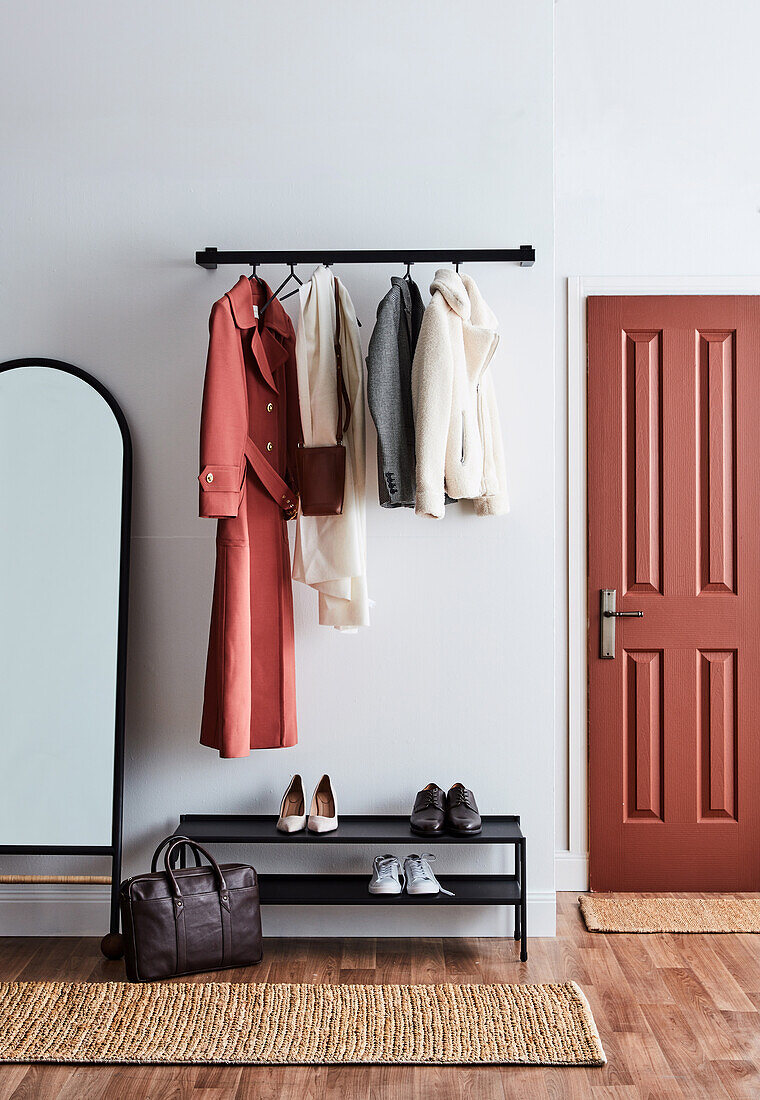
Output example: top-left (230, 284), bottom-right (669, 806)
top-left (600, 589), bottom-right (642, 658)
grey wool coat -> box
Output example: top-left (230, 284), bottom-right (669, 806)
top-left (366, 276), bottom-right (425, 507)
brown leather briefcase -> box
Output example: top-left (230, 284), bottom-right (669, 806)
top-left (120, 835), bottom-right (263, 982)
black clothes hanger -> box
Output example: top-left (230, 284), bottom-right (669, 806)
top-left (403, 261), bottom-right (413, 282)
top-left (274, 263), bottom-right (363, 327)
top-left (261, 264), bottom-right (302, 314)
top-left (249, 263), bottom-right (265, 292)
top-left (280, 264), bottom-right (313, 303)
top-left (277, 260), bottom-right (321, 303)
top-left (280, 261), bottom-right (326, 302)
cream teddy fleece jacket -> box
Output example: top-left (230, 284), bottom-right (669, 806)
top-left (411, 269), bottom-right (509, 519)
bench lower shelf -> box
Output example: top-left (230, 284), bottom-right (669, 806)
top-left (258, 874), bottom-right (520, 906)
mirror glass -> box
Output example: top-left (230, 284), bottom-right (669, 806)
top-left (0, 365), bottom-right (124, 846)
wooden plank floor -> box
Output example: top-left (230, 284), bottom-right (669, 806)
top-left (1, 892), bottom-right (760, 1099)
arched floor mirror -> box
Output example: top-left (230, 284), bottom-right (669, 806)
top-left (0, 358), bottom-right (131, 958)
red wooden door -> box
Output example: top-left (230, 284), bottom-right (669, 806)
top-left (588, 296), bottom-right (760, 891)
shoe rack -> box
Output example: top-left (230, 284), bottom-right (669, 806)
top-left (171, 813), bottom-right (528, 961)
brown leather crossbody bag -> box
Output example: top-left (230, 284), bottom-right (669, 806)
top-left (120, 835), bottom-right (262, 982)
top-left (296, 278), bottom-right (350, 516)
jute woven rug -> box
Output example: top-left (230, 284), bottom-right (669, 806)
top-left (0, 980), bottom-right (606, 1066)
top-left (579, 894), bottom-right (760, 934)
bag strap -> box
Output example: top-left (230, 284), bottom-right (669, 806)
top-left (220, 897), bottom-right (232, 968)
top-left (163, 837), bottom-right (230, 906)
top-left (334, 278), bottom-right (351, 445)
top-left (162, 838), bottom-right (233, 973)
top-left (175, 900), bottom-right (188, 974)
top-left (150, 835), bottom-right (202, 873)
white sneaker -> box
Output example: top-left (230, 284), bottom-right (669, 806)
top-left (307, 774), bottom-right (338, 834)
top-left (368, 854), bottom-right (405, 895)
top-left (404, 853), bottom-right (454, 896)
top-left (276, 774), bottom-right (306, 833)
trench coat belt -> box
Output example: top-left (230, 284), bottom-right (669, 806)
top-left (243, 435), bottom-right (295, 513)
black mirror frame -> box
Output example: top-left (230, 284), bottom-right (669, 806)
top-left (0, 358), bottom-right (132, 959)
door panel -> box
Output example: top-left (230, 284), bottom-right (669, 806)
top-left (624, 648), bottom-right (663, 821)
top-left (588, 296), bottom-right (760, 891)
top-left (624, 330), bottom-right (662, 594)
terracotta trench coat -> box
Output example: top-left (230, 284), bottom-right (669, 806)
top-left (198, 276), bottom-right (302, 757)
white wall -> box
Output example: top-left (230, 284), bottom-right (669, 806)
top-left (554, 0), bottom-right (760, 884)
top-left (0, 1), bottom-right (556, 935)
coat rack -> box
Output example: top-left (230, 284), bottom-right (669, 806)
top-left (195, 247), bottom-right (536, 270)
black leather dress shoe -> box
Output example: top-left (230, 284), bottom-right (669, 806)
top-left (446, 783), bottom-right (482, 835)
top-left (410, 783), bottom-right (446, 836)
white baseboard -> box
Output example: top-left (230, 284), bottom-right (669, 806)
top-left (0, 884), bottom-right (111, 937)
top-left (0, 884), bottom-right (556, 939)
top-left (555, 851), bottom-right (588, 892)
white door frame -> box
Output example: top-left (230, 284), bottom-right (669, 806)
top-left (563, 275), bottom-right (760, 890)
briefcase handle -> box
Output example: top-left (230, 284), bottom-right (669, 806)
top-left (163, 836), bottom-right (229, 908)
top-left (150, 834), bottom-right (202, 873)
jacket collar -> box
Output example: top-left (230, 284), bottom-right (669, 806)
top-left (225, 275), bottom-right (291, 338)
top-left (390, 275), bottom-right (412, 313)
top-left (429, 268), bottom-right (498, 330)
top-left (391, 276), bottom-right (414, 341)
top-left (224, 275), bottom-right (291, 395)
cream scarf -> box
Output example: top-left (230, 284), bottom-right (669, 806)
top-left (292, 266), bottom-right (369, 630)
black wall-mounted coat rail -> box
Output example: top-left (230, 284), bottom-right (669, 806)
top-left (196, 246), bottom-right (536, 270)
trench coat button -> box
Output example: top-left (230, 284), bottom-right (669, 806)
top-left (266, 441), bottom-right (273, 451)
top-left (206, 472), bottom-right (214, 483)
top-left (266, 402), bottom-right (274, 412)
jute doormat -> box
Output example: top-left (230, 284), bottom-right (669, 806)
top-left (0, 980), bottom-right (606, 1066)
top-left (579, 894), bottom-right (760, 933)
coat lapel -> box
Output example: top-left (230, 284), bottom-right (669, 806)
top-left (250, 329), bottom-right (279, 393)
top-left (225, 276), bottom-right (292, 394)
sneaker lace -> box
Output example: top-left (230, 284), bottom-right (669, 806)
top-left (406, 854), bottom-right (454, 896)
top-left (373, 855), bottom-right (401, 885)
top-left (406, 853), bottom-right (436, 884)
